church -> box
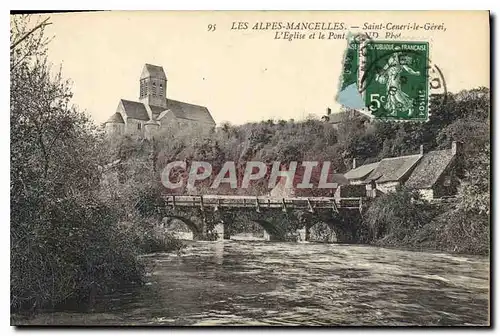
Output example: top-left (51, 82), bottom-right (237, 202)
top-left (104, 64), bottom-right (216, 139)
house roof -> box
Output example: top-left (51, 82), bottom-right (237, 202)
top-left (105, 112), bottom-right (124, 124)
top-left (344, 161), bottom-right (380, 181)
top-left (327, 112), bottom-right (345, 124)
top-left (161, 99), bottom-right (215, 125)
top-left (141, 64), bottom-right (167, 79)
top-left (119, 99), bottom-right (150, 121)
top-left (327, 110), bottom-right (369, 124)
top-left (365, 154), bottom-right (422, 183)
top-left (405, 149), bottom-right (455, 189)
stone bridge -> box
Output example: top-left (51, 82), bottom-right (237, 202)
top-left (162, 195), bottom-right (367, 243)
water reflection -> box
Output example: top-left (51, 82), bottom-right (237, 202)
top-left (16, 241), bottom-right (490, 326)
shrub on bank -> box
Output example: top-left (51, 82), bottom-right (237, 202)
top-left (362, 187), bottom-right (489, 255)
top-left (363, 188), bottom-right (438, 247)
top-left (129, 217), bottom-right (185, 254)
top-left (10, 193), bottom-right (145, 313)
top-left (422, 206), bottom-right (489, 255)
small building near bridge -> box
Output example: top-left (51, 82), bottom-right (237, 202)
top-left (342, 141), bottom-right (460, 200)
top-left (364, 153), bottom-right (423, 194)
top-left (343, 159), bottom-right (379, 185)
top-left (405, 142), bottom-right (459, 199)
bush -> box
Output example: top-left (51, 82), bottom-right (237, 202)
top-left (363, 186), bottom-right (489, 255)
top-left (363, 188), bottom-right (438, 246)
top-left (10, 16), bottom-right (151, 313)
top-left (424, 208), bottom-right (489, 255)
top-left (128, 216), bottom-right (185, 254)
top-left (10, 192), bottom-right (145, 312)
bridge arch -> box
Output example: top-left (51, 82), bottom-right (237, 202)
top-left (307, 221), bottom-right (337, 243)
top-left (252, 219), bottom-right (285, 241)
top-left (164, 215), bottom-right (203, 239)
top-left (219, 210), bottom-right (287, 241)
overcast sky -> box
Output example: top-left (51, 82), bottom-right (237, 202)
top-left (39, 11), bottom-right (489, 125)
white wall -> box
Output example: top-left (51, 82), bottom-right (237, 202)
top-left (376, 181), bottom-right (400, 193)
top-left (125, 118), bottom-right (145, 137)
top-left (418, 189), bottom-right (434, 201)
top-left (105, 123), bottom-right (124, 136)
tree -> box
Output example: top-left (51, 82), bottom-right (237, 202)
top-left (11, 15), bottom-right (145, 312)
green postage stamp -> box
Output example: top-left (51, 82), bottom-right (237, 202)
top-left (337, 35), bottom-right (430, 121)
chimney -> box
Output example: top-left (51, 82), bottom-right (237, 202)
top-left (451, 141), bottom-right (458, 155)
top-left (352, 158), bottom-right (357, 169)
top-left (326, 107), bottom-right (332, 115)
top-left (419, 144), bottom-right (424, 155)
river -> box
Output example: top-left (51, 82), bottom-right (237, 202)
top-left (15, 240), bottom-right (490, 326)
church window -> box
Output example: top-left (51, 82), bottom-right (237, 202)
top-left (152, 82), bottom-right (156, 97)
top-left (159, 83), bottom-right (164, 97)
top-left (138, 123), bottom-right (142, 130)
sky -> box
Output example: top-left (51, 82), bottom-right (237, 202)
top-left (36, 11), bottom-right (489, 125)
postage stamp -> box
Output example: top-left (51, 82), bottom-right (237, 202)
top-left (337, 36), bottom-right (431, 122)
top-left (362, 41), bottom-right (430, 121)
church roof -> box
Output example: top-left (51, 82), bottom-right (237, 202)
top-left (116, 98), bottom-right (215, 125)
top-left (150, 105), bottom-right (166, 115)
top-left (365, 154), bottom-right (422, 183)
top-left (405, 149), bottom-right (455, 189)
top-left (158, 99), bottom-right (216, 125)
top-left (141, 64), bottom-right (167, 79)
top-left (105, 112), bottom-right (124, 124)
top-left (119, 99), bottom-right (150, 121)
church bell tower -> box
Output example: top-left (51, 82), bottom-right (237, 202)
top-left (139, 64), bottom-right (167, 108)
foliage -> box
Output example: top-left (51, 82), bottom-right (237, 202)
top-left (363, 188), bottom-right (438, 245)
top-left (422, 142), bottom-right (490, 255)
top-left (309, 222), bottom-right (336, 243)
top-left (10, 15), bottom-right (180, 314)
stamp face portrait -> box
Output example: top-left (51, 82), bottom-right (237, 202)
top-left (362, 41), bottom-right (429, 121)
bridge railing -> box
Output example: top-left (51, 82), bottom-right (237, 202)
top-left (163, 194), bottom-right (365, 211)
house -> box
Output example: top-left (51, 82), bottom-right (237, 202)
top-left (340, 158), bottom-right (380, 198)
top-left (323, 108), bottom-right (371, 129)
top-left (344, 158), bottom-right (380, 185)
top-left (338, 154), bottom-right (422, 197)
top-left (364, 153), bottom-right (423, 193)
top-left (341, 142), bottom-right (460, 200)
top-left (104, 64), bottom-right (216, 139)
top-left (405, 142), bottom-right (459, 200)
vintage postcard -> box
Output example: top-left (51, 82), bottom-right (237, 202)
top-left (10, 11), bottom-right (490, 327)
